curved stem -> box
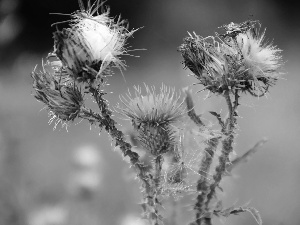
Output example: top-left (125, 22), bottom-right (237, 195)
top-left (194, 137), bottom-right (220, 225)
top-left (85, 85), bottom-right (166, 225)
top-left (82, 85), bottom-right (153, 200)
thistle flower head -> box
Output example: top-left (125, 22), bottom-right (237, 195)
top-left (119, 84), bottom-right (186, 127)
top-left (118, 84), bottom-right (186, 155)
top-left (32, 62), bottom-right (84, 129)
top-left (179, 20), bottom-right (283, 96)
top-left (52, 1), bottom-right (135, 81)
top-left (178, 34), bottom-right (238, 94)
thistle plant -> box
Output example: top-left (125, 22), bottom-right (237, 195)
top-left (31, 1), bottom-right (284, 225)
top-left (178, 20), bottom-right (282, 225)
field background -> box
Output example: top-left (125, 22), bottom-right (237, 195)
top-left (0, 0), bottom-right (300, 225)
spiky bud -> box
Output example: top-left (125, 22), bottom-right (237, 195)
top-left (118, 84), bottom-right (186, 156)
top-left (32, 62), bottom-right (84, 128)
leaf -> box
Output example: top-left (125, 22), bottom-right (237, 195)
top-left (246, 207), bottom-right (263, 225)
top-left (226, 138), bottom-right (267, 173)
top-left (209, 111), bottom-right (225, 130)
top-left (216, 206), bottom-right (262, 225)
top-left (184, 88), bottom-right (205, 126)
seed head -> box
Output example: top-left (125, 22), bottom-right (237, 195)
top-left (32, 62), bottom-right (84, 128)
top-left (235, 28), bottom-right (283, 96)
top-left (52, 1), bottom-right (135, 82)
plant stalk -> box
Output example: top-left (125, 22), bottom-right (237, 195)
top-left (194, 137), bottom-right (220, 225)
top-left (204, 90), bottom-right (239, 216)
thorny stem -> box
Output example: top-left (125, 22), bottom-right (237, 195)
top-left (204, 90), bottom-right (239, 222)
top-left (185, 91), bottom-right (221, 225)
top-left (86, 84), bottom-right (165, 225)
top-left (79, 103), bottom-right (151, 193)
top-left (224, 91), bottom-right (233, 131)
top-left (224, 90), bottom-right (239, 132)
top-left (194, 137), bottom-right (219, 225)
top-left (152, 155), bottom-right (164, 225)
top-left (82, 84), bottom-right (159, 220)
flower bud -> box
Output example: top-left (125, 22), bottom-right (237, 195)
top-left (32, 62), bottom-right (84, 129)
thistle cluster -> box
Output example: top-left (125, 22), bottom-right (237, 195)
top-left (31, 2), bottom-right (284, 224)
top-left (178, 20), bottom-right (283, 96)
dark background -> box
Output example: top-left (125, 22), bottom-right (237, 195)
top-left (1, 0), bottom-right (300, 225)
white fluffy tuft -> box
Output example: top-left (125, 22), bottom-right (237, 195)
top-left (76, 18), bottom-right (124, 63)
top-left (237, 30), bottom-right (282, 77)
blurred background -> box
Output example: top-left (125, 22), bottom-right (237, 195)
top-left (0, 0), bottom-right (299, 224)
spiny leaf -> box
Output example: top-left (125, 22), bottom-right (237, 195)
top-left (184, 88), bottom-right (205, 126)
top-left (209, 111), bottom-right (225, 130)
top-left (226, 138), bottom-right (267, 174)
top-left (214, 206), bottom-right (262, 225)
top-left (246, 207), bottom-right (262, 225)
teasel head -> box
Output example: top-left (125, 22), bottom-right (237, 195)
top-left (51, 0), bottom-right (135, 83)
top-left (32, 61), bottom-right (84, 129)
top-left (178, 20), bottom-right (283, 96)
top-left (118, 84), bottom-right (186, 156)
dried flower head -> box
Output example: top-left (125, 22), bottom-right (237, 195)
top-left (235, 28), bottom-right (283, 96)
top-left (118, 84), bottom-right (186, 155)
top-left (178, 33), bottom-right (239, 94)
top-left (52, 0), bottom-right (135, 81)
top-left (178, 20), bottom-right (283, 96)
top-left (32, 62), bottom-right (84, 129)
